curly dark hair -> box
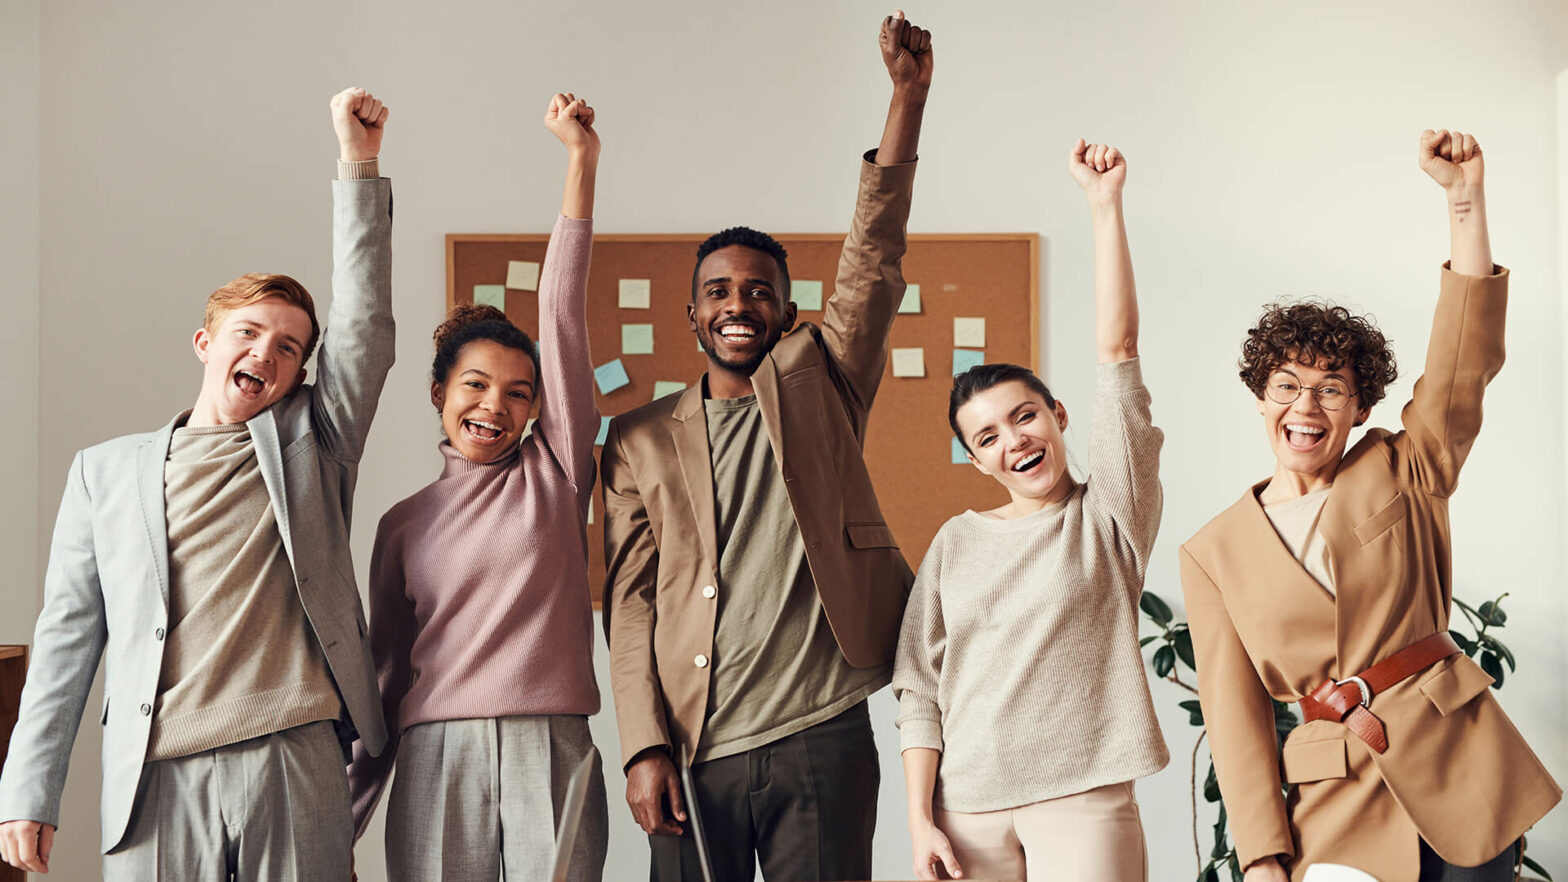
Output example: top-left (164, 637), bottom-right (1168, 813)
top-left (1238, 299), bottom-right (1398, 408)
top-left (691, 226), bottom-right (790, 299)
top-left (431, 303), bottom-right (540, 385)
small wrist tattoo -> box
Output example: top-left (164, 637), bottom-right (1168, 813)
top-left (1453, 200), bottom-right (1472, 222)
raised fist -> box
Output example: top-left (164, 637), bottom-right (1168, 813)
top-left (331, 87), bottom-right (388, 163)
top-left (1419, 129), bottom-right (1482, 191)
top-left (1069, 139), bottom-right (1126, 198)
top-left (544, 92), bottom-right (600, 161)
top-left (880, 11), bottom-right (933, 90)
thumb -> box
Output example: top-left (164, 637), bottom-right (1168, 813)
top-left (37, 825), bottom-right (53, 868)
top-left (938, 842), bottom-right (963, 878)
top-left (666, 772), bottom-right (687, 821)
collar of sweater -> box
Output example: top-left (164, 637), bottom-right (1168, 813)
top-left (439, 439), bottom-right (521, 477)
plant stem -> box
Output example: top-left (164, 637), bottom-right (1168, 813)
top-left (1191, 730), bottom-right (1206, 871)
top-left (1167, 670), bottom-right (1200, 695)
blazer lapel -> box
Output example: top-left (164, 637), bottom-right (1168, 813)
top-left (750, 353), bottom-right (787, 466)
top-left (247, 408), bottom-right (295, 567)
top-left (136, 414), bottom-right (183, 613)
top-left (670, 382), bottom-right (720, 573)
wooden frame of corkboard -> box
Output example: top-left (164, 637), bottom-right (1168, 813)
top-left (446, 232), bottom-right (1039, 607)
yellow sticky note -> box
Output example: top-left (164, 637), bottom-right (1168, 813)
top-left (954, 317), bottom-right (986, 347)
top-left (619, 279), bottom-right (651, 309)
top-left (506, 260), bottom-right (540, 291)
top-left (622, 324), bottom-right (655, 355)
top-left (791, 280), bottom-right (824, 311)
top-left (653, 381), bottom-right (688, 399)
top-left (891, 348), bottom-right (926, 378)
top-left (898, 284), bottom-right (922, 314)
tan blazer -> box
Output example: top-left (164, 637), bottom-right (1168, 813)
top-left (1180, 265), bottom-right (1559, 882)
top-left (601, 154), bottom-right (917, 768)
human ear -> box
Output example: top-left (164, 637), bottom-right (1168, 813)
top-left (430, 382), bottom-right (446, 413)
top-left (193, 329), bottom-right (210, 364)
top-left (1055, 401), bottom-right (1069, 431)
top-left (1352, 405), bottom-right (1371, 427)
top-left (781, 302), bottom-right (798, 333)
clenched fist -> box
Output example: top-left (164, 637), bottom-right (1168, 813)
top-left (545, 92), bottom-right (600, 162)
top-left (1419, 128), bottom-right (1482, 192)
top-left (331, 87), bottom-right (389, 163)
top-left (881, 11), bottom-right (934, 91)
top-left (1070, 139), bottom-right (1127, 200)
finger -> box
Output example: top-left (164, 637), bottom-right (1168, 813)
top-left (37, 826), bottom-right (53, 866)
top-left (666, 772), bottom-right (687, 822)
top-left (1070, 137), bottom-right (1088, 165)
top-left (1419, 128), bottom-right (1440, 160)
top-left (550, 92), bottom-right (568, 115)
top-left (1460, 132), bottom-right (1477, 161)
top-left (15, 831), bottom-right (38, 873)
top-left (1089, 143), bottom-right (1103, 171)
top-left (917, 29), bottom-right (931, 53)
top-left (581, 104), bottom-right (595, 128)
top-left (365, 99), bottom-right (383, 123)
top-left (1106, 145), bottom-right (1122, 168)
top-left (1439, 130), bottom-right (1454, 161)
top-left (902, 25), bottom-right (922, 50)
top-left (372, 106), bottom-right (389, 128)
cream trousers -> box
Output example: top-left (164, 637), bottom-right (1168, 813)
top-left (934, 781), bottom-right (1147, 881)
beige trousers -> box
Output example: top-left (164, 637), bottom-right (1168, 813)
top-left (933, 781), bottom-right (1147, 881)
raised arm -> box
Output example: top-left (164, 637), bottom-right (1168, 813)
top-left (1420, 129), bottom-right (1490, 275)
top-left (531, 93), bottom-right (600, 491)
top-left (1069, 140), bottom-right (1138, 362)
top-left (312, 87), bottom-right (395, 461)
top-left (875, 10), bottom-right (931, 166)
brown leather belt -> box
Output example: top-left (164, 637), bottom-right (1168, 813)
top-left (1297, 632), bottom-right (1461, 753)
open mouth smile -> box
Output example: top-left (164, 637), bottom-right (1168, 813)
top-left (1011, 450), bottom-right (1045, 474)
top-left (1283, 422), bottom-right (1327, 452)
top-left (233, 369), bottom-right (268, 397)
top-left (462, 418), bottom-right (507, 444)
top-left (714, 322), bottom-right (761, 346)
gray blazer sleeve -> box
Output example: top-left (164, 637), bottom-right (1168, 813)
top-left (0, 452), bottom-right (108, 828)
top-left (311, 178), bottom-right (395, 463)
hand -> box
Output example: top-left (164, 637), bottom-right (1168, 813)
top-left (880, 11), bottom-right (934, 91)
top-left (1419, 128), bottom-right (1482, 192)
top-left (1243, 856), bottom-right (1290, 882)
top-left (0, 820), bottom-right (55, 873)
top-left (544, 92), bottom-right (600, 163)
top-left (1069, 139), bottom-right (1127, 199)
top-left (331, 87), bottom-right (389, 163)
top-left (625, 749), bottom-right (686, 836)
top-left (910, 820), bottom-right (963, 879)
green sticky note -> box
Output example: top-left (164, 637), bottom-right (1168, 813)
top-left (898, 284), bottom-right (922, 314)
top-left (622, 323), bottom-right (655, 355)
top-left (474, 285), bottom-right (506, 310)
top-left (595, 416), bottom-right (611, 446)
top-left (791, 280), bottom-right (824, 311)
top-left (951, 437), bottom-right (970, 464)
top-left (653, 381), bottom-right (688, 400)
top-left (953, 348), bottom-right (985, 376)
top-left (594, 359), bottom-right (630, 394)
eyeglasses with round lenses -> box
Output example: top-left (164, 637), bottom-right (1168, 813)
top-left (1265, 373), bottom-right (1356, 411)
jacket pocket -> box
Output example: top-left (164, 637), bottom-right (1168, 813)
top-left (1353, 494), bottom-right (1407, 545)
top-left (1281, 737), bottom-right (1348, 783)
top-left (844, 522), bottom-right (898, 549)
top-left (283, 432), bottom-right (317, 463)
top-left (780, 365), bottom-right (823, 389)
top-left (1418, 656), bottom-right (1494, 716)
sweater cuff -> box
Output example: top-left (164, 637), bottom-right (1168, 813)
top-left (898, 717), bottom-right (944, 753)
top-left (1096, 356), bottom-right (1144, 393)
top-left (337, 158), bottom-right (380, 180)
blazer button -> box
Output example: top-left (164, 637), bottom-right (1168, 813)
top-left (702, 585), bottom-right (716, 599)
top-left (155, 627), bottom-right (164, 641)
top-left (693, 654), bottom-right (709, 668)
top-left (139, 703), bottom-right (151, 716)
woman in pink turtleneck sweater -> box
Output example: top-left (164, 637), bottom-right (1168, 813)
top-left (347, 94), bottom-right (606, 882)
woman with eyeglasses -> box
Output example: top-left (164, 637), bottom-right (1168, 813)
top-left (1180, 131), bottom-right (1559, 882)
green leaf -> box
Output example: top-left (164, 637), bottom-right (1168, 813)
top-left (1210, 800), bottom-right (1228, 857)
top-left (1272, 699), bottom-right (1301, 742)
top-left (1478, 601), bottom-right (1498, 627)
top-left (1140, 591), bottom-right (1173, 627)
top-left (1139, 635), bottom-right (1159, 647)
top-left (1179, 699), bottom-right (1205, 727)
top-left (1479, 651), bottom-right (1505, 688)
top-left (1204, 763), bottom-right (1222, 803)
top-left (1153, 645), bottom-right (1176, 678)
top-left (1227, 854), bottom-right (1245, 882)
top-left (1200, 868), bottom-right (1219, 882)
top-left (1449, 630), bottom-right (1474, 655)
top-left (1521, 854), bottom-right (1552, 881)
top-left (1174, 627), bottom-right (1198, 671)
top-left (1482, 635), bottom-right (1516, 671)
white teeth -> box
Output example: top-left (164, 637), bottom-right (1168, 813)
top-left (468, 419), bottom-right (501, 431)
top-left (1012, 451), bottom-right (1044, 472)
top-left (1285, 424), bottom-right (1325, 435)
top-left (718, 325), bottom-right (756, 338)
top-left (237, 370), bottom-right (264, 383)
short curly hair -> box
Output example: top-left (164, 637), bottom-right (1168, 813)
top-left (691, 226), bottom-right (791, 299)
top-left (1239, 299), bottom-right (1398, 409)
top-left (431, 303), bottom-right (540, 386)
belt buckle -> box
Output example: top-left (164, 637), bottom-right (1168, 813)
top-left (1336, 674), bottom-right (1373, 709)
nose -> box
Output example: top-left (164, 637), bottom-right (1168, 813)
top-left (1291, 389), bottom-right (1324, 415)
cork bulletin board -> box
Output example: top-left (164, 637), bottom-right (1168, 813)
top-left (446, 233), bottom-right (1039, 605)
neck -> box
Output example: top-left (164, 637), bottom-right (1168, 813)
top-left (704, 364), bottom-right (756, 399)
top-left (186, 395), bottom-right (224, 429)
top-left (998, 470), bottom-right (1078, 519)
top-left (1261, 464), bottom-right (1336, 504)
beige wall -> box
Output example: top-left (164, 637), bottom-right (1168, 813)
top-left (14, 0), bottom-right (1566, 878)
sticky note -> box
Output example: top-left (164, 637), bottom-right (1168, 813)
top-left (898, 284), bottom-right (922, 314)
top-left (506, 260), bottom-right (540, 291)
top-left (622, 324), bottom-right (655, 355)
top-left (891, 348), bottom-right (926, 378)
top-left (587, 496), bottom-right (594, 525)
top-left (474, 285), bottom-right (506, 310)
top-left (524, 417), bottom-right (536, 438)
top-left (595, 415), bottom-right (612, 446)
top-left (594, 359), bottom-right (630, 395)
top-left (791, 280), bottom-right (824, 311)
top-left (953, 348), bottom-right (985, 376)
top-left (653, 381), bottom-right (688, 399)
top-left (951, 437), bottom-right (970, 464)
top-left (619, 279), bottom-right (651, 309)
top-left (954, 317), bottom-right (986, 347)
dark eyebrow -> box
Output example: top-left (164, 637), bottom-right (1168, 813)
top-left (701, 276), bottom-right (775, 290)
top-left (968, 401), bottom-right (1038, 446)
top-left (461, 368), bottom-right (534, 390)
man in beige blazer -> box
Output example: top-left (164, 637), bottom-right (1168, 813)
top-left (600, 13), bottom-right (931, 882)
top-left (1181, 131), bottom-right (1559, 882)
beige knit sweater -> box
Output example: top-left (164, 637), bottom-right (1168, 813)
top-left (893, 358), bottom-right (1170, 812)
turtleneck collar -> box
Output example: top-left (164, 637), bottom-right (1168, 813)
top-left (439, 438), bottom-right (521, 477)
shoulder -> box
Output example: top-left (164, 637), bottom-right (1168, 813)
top-left (1182, 490), bottom-right (1256, 561)
top-left (768, 322), bottom-right (827, 372)
top-left (77, 421), bottom-right (170, 475)
top-left (611, 393), bottom-right (681, 436)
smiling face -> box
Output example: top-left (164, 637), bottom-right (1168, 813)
top-left (432, 339), bottom-right (537, 463)
top-left (190, 297), bottom-right (314, 426)
top-left (955, 379), bottom-right (1075, 507)
top-left (1257, 359), bottom-right (1371, 487)
top-left (689, 245), bottom-right (797, 385)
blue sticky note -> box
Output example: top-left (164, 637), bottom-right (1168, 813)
top-left (474, 285), bottom-right (506, 310)
top-left (951, 437), bottom-right (970, 464)
top-left (594, 358), bottom-right (630, 394)
top-left (595, 416), bottom-right (611, 446)
top-left (952, 348), bottom-right (985, 376)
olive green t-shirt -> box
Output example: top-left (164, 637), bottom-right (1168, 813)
top-left (697, 394), bottom-right (889, 763)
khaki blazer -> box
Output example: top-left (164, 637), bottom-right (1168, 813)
top-left (1180, 265), bottom-right (1560, 881)
top-left (601, 154), bottom-right (917, 768)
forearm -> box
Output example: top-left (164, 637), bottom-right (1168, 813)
top-left (560, 151), bottom-right (597, 220)
top-left (1088, 196), bottom-right (1139, 362)
top-left (1446, 185), bottom-right (1491, 276)
top-left (902, 748), bottom-right (941, 826)
top-left (876, 85), bottom-right (928, 166)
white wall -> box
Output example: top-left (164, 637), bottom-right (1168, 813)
top-left (20, 0), bottom-right (1566, 879)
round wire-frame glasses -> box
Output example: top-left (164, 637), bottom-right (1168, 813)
top-left (1265, 373), bottom-right (1357, 411)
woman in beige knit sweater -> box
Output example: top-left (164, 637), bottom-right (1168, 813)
top-left (892, 140), bottom-right (1168, 881)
